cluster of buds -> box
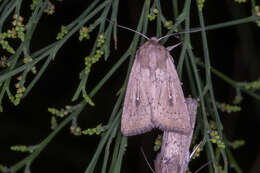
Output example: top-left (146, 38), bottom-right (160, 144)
top-left (243, 78), bottom-right (260, 90)
top-left (9, 76), bottom-right (26, 106)
top-left (209, 130), bottom-right (225, 149)
top-left (70, 117), bottom-right (82, 136)
top-left (84, 34), bottom-right (105, 74)
top-left (255, 6), bottom-right (260, 27)
top-left (164, 20), bottom-right (173, 30)
top-left (48, 105), bottom-right (71, 129)
top-left (56, 26), bottom-right (68, 40)
top-left (153, 134), bottom-right (162, 151)
top-left (147, 8), bottom-right (159, 21)
top-left (219, 103), bottom-right (241, 114)
top-left (231, 140), bottom-right (245, 149)
top-left (70, 125), bottom-right (82, 136)
top-left (12, 15), bottom-right (25, 41)
top-left (209, 121), bottom-right (225, 149)
top-left (82, 124), bottom-right (104, 135)
top-left (10, 145), bottom-right (38, 153)
top-left (233, 95), bottom-right (242, 104)
top-left (23, 57), bottom-right (37, 74)
top-left (48, 105), bottom-right (71, 118)
top-left (234, 0), bottom-right (247, 3)
top-left (30, 0), bottom-right (38, 10)
top-left (79, 27), bottom-right (90, 41)
top-left (198, 0), bottom-right (206, 11)
top-left (0, 56), bottom-right (8, 67)
top-left (44, 2), bottom-right (55, 15)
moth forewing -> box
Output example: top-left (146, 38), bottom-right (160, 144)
top-left (152, 51), bottom-right (191, 134)
top-left (121, 38), bottom-right (191, 136)
top-left (121, 48), bottom-right (154, 136)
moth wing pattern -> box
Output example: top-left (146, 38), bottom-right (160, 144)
top-left (121, 55), bottom-right (154, 136)
top-left (152, 52), bottom-right (191, 134)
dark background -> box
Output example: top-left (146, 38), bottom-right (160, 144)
top-left (0, 0), bottom-right (260, 173)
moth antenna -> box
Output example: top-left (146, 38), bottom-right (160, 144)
top-left (158, 28), bottom-right (206, 41)
top-left (105, 19), bottom-right (150, 40)
top-left (166, 42), bottom-right (182, 51)
top-left (194, 161), bottom-right (211, 173)
top-left (140, 147), bottom-right (156, 173)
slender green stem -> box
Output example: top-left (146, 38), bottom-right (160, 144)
top-left (187, 15), bottom-right (260, 35)
top-left (196, 0), bottom-right (223, 135)
top-left (172, 0), bottom-right (179, 19)
top-left (0, 0), bottom-right (18, 32)
top-left (107, 130), bottom-right (122, 173)
top-left (187, 48), bottom-right (217, 173)
top-left (10, 103), bottom-right (86, 173)
top-left (197, 61), bottom-right (260, 101)
top-left (23, 55), bottom-right (52, 97)
top-left (226, 148), bottom-right (243, 173)
top-left (84, 112), bottom-right (121, 173)
top-left (177, 0), bottom-right (191, 78)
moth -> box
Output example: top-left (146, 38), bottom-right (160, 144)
top-left (121, 36), bottom-right (191, 136)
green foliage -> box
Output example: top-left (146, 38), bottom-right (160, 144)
top-left (233, 95), bottom-right (242, 104)
top-left (0, 0), bottom-right (259, 173)
top-left (191, 145), bottom-right (203, 159)
top-left (209, 130), bottom-right (226, 149)
top-left (242, 78), bottom-right (260, 90)
top-left (186, 168), bottom-right (192, 173)
top-left (82, 124), bottom-right (105, 135)
top-left (48, 105), bottom-right (71, 118)
top-left (82, 92), bottom-right (95, 106)
top-left (10, 145), bottom-right (34, 153)
top-left (254, 5), bottom-right (260, 26)
top-left (56, 26), bottom-right (68, 40)
top-left (153, 134), bottom-right (162, 151)
top-left (147, 8), bottom-right (159, 21)
top-left (0, 165), bottom-right (8, 173)
top-left (0, 15), bottom-right (25, 54)
top-left (30, 0), bottom-right (39, 10)
top-left (197, 0), bottom-right (206, 11)
top-left (234, 0), bottom-right (247, 3)
top-left (84, 34), bottom-right (105, 74)
top-left (164, 20), bottom-right (173, 30)
top-left (79, 27), bottom-right (91, 41)
top-left (218, 103), bottom-right (242, 114)
top-left (231, 140), bottom-right (246, 149)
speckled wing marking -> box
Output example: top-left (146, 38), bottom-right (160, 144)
top-left (152, 51), bottom-right (191, 134)
top-left (121, 54), bottom-right (154, 136)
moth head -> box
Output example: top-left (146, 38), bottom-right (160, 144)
top-left (150, 37), bottom-right (159, 42)
top-left (105, 19), bottom-right (185, 50)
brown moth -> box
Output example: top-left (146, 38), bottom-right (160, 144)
top-left (121, 37), bottom-right (191, 136)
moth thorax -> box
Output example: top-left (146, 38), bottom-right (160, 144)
top-left (148, 51), bottom-right (160, 70)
